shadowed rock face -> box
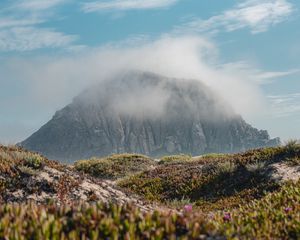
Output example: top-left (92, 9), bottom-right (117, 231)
top-left (21, 72), bottom-right (280, 162)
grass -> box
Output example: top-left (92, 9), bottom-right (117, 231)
top-left (0, 181), bottom-right (299, 239)
top-left (215, 181), bottom-right (300, 239)
top-left (0, 145), bottom-right (62, 176)
top-left (119, 143), bottom-right (300, 211)
top-left (74, 153), bottom-right (156, 179)
top-left (199, 153), bottom-right (228, 159)
top-left (0, 143), bottom-right (299, 238)
top-left (284, 140), bottom-right (300, 166)
top-left (0, 145), bottom-right (66, 202)
top-left (159, 154), bottom-right (192, 164)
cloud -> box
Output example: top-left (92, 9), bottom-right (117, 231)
top-left (82, 0), bottom-right (179, 12)
top-left (0, 0), bottom-right (77, 52)
top-left (0, 27), bottom-right (77, 51)
top-left (0, 17), bottom-right (42, 28)
top-left (0, 36), bottom-right (267, 131)
top-left (267, 93), bottom-right (300, 118)
top-left (254, 69), bottom-right (300, 84)
top-left (175, 0), bottom-right (295, 34)
top-left (219, 62), bottom-right (299, 85)
top-left (13, 0), bottom-right (68, 11)
top-left (2, 35), bottom-right (297, 142)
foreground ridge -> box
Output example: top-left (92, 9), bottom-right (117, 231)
top-left (0, 142), bottom-right (299, 239)
top-left (0, 182), bottom-right (299, 239)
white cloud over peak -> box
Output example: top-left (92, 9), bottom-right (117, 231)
top-left (176, 0), bottom-right (295, 34)
top-left (0, 36), bottom-right (267, 123)
top-left (82, 0), bottom-right (179, 12)
top-left (1, 35), bottom-right (298, 142)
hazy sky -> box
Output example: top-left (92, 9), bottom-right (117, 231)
top-left (0, 0), bottom-right (299, 143)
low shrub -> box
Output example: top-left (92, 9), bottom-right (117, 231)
top-left (214, 181), bottom-right (300, 239)
top-left (285, 139), bottom-right (300, 153)
top-left (24, 153), bottom-right (44, 169)
top-left (159, 154), bottom-right (192, 164)
top-left (75, 153), bottom-right (156, 179)
top-left (119, 144), bottom-right (300, 209)
top-left (200, 153), bottom-right (227, 159)
top-left (286, 156), bottom-right (300, 166)
top-left (245, 160), bottom-right (266, 172)
top-left (0, 145), bottom-right (64, 197)
top-left (0, 181), bottom-right (299, 239)
top-left (18, 166), bottom-right (39, 176)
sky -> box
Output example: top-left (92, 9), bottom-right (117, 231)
top-left (0, 0), bottom-right (299, 143)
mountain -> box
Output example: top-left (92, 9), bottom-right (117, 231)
top-left (21, 72), bottom-right (280, 162)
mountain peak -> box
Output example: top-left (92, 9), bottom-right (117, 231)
top-left (21, 72), bottom-right (280, 162)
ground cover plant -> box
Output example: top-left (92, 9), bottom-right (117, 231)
top-left (119, 142), bottom-right (300, 211)
top-left (0, 145), bottom-right (62, 200)
top-left (159, 154), bottom-right (192, 165)
top-left (0, 143), bottom-right (299, 239)
top-left (0, 145), bottom-right (89, 205)
top-left (75, 153), bottom-right (156, 179)
top-left (0, 145), bottom-right (62, 174)
top-left (0, 180), bottom-right (299, 239)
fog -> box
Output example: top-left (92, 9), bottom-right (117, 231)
top-left (0, 35), bottom-right (268, 142)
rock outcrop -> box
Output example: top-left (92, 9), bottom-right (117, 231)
top-left (21, 72), bottom-right (280, 162)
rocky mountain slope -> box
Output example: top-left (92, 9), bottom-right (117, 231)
top-left (21, 72), bottom-right (279, 162)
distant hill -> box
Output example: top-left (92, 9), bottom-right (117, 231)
top-left (21, 71), bottom-right (280, 162)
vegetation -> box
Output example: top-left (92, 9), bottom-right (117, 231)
top-left (0, 145), bottom-right (61, 176)
top-left (199, 153), bottom-right (227, 159)
top-left (119, 143), bottom-right (300, 210)
top-left (0, 143), bottom-right (299, 239)
top-left (75, 153), bottom-right (156, 179)
top-left (0, 181), bottom-right (299, 239)
top-left (284, 140), bottom-right (300, 166)
top-left (0, 145), bottom-right (66, 202)
top-left (159, 154), bottom-right (192, 164)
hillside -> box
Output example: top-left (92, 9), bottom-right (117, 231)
top-left (20, 72), bottom-right (280, 162)
top-left (0, 145), bottom-right (157, 211)
top-left (0, 142), bottom-right (299, 239)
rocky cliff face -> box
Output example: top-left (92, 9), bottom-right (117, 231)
top-left (21, 72), bottom-right (280, 162)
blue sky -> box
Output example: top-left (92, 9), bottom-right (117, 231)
top-left (0, 0), bottom-right (299, 143)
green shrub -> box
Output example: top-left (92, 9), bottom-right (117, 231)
top-left (75, 153), bottom-right (156, 179)
top-left (24, 153), bottom-right (44, 169)
top-left (0, 181), bottom-right (299, 239)
top-left (0, 145), bottom-right (63, 195)
top-left (159, 154), bottom-right (192, 164)
top-left (286, 156), bottom-right (300, 166)
top-left (216, 161), bottom-right (236, 174)
top-left (245, 160), bottom-right (266, 172)
top-left (214, 181), bottom-right (300, 239)
top-left (119, 145), bottom-right (299, 209)
top-left (200, 153), bottom-right (227, 158)
top-left (18, 165), bottom-right (39, 176)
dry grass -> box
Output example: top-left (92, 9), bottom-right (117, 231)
top-left (75, 153), bottom-right (156, 179)
top-left (119, 144), bottom-right (300, 210)
top-left (0, 181), bottom-right (299, 239)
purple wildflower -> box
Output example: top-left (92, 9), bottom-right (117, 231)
top-left (284, 207), bottom-right (292, 213)
top-left (183, 204), bottom-right (193, 212)
top-left (223, 212), bottom-right (231, 222)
